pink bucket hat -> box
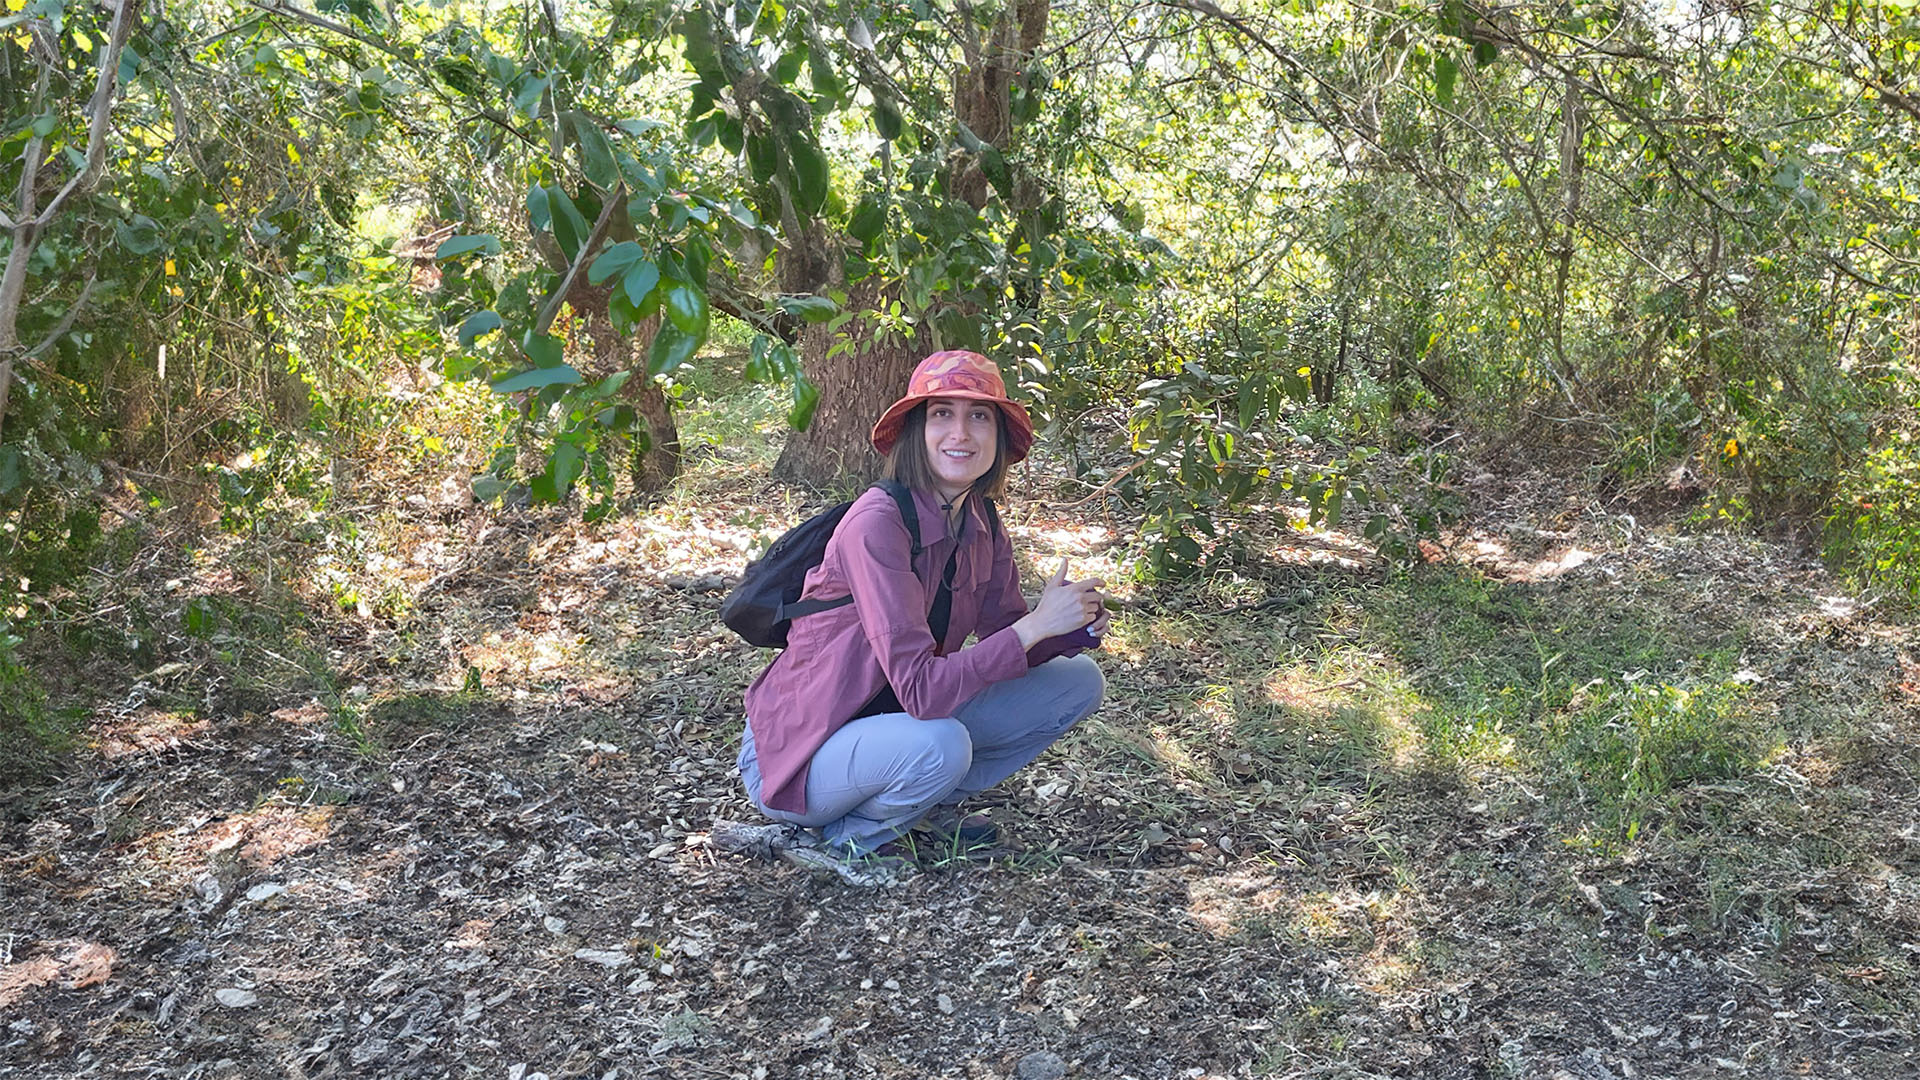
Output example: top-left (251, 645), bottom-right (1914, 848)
top-left (869, 350), bottom-right (1035, 464)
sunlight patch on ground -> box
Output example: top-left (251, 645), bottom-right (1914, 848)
top-left (464, 628), bottom-right (583, 684)
top-left (1149, 727), bottom-right (1222, 790)
top-left (136, 804), bottom-right (339, 878)
top-left (97, 709), bottom-right (211, 760)
top-left (1257, 504), bottom-right (1378, 570)
top-left (1185, 868), bottom-right (1296, 938)
top-left (1451, 533), bottom-right (1603, 581)
top-left (1262, 655), bottom-right (1430, 772)
top-left (1018, 523), bottom-right (1115, 559)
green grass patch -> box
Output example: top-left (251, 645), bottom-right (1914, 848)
top-left (668, 348), bottom-right (789, 460)
top-left (1339, 565), bottom-right (1771, 840)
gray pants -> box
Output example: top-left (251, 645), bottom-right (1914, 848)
top-left (738, 654), bottom-right (1104, 854)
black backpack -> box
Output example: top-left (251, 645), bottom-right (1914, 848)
top-left (722, 482), bottom-right (922, 649)
top-left (721, 482), bottom-right (996, 649)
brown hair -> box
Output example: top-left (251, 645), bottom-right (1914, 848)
top-left (882, 402), bottom-right (1012, 502)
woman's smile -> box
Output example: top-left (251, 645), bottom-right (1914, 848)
top-left (924, 397), bottom-right (999, 498)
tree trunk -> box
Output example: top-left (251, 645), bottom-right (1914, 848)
top-left (770, 0), bottom-right (1046, 488)
top-left (772, 275), bottom-right (926, 487)
top-left (566, 280), bottom-right (680, 492)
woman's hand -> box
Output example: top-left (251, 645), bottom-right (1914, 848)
top-left (1086, 601), bottom-right (1112, 639)
top-left (1013, 559), bottom-right (1106, 649)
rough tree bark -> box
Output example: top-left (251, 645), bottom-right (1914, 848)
top-left (533, 201), bottom-right (680, 493)
top-left (773, 274), bottom-right (929, 485)
top-left (771, 0), bottom-right (1048, 488)
top-left (565, 282), bottom-right (681, 493)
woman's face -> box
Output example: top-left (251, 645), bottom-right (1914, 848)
top-left (922, 396), bottom-right (999, 497)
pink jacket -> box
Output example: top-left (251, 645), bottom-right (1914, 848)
top-left (743, 485), bottom-right (1092, 813)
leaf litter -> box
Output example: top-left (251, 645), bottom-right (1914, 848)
top-left (0, 441), bottom-right (1916, 1078)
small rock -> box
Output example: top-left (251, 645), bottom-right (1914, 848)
top-left (935, 993), bottom-right (954, 1015)
top-left (213, 988), bottom-right (258, 1008)
top-left (244, 883), bottom-right (287, 903)
top-left (1016, 1050), bottom-right (1067, 1080)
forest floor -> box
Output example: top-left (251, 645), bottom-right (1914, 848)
top-left (3, 382), bottom-right (1918, 1079)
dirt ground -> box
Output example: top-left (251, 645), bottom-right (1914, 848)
top-left (3, 454), bottom-right (1917, 1079)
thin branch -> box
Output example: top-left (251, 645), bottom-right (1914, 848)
top-left (22, 275), bottom-right (98, 360)
top-left (1044, 457), bottom-right (1147, 509)
top-left (33, 0), bottom-right (140, 227)
top-left (1819, 251), bottom-right (1918, 301)
top-left (533, 184), bottom-right (625, 337)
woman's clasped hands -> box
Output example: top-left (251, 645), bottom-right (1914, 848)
top-left (1013, 558), bottom-right (1110, 649)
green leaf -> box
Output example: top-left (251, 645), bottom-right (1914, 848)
top-left (648, 322), bottom-right (701, 375)
top-left (570, 113), bottom-right (619, 188)
top-left (872, 95), bottom-right (902, 141)
top-left (681, 6), bottom-right (724, 86)
top-left (979, 146), bottom-right (1011, 199)
top-left (715, 113), bottom-right (744, 155)
top-left (458, 310), bottom-right (503, 348)
top-left (664, 280), bottom-right (710, 335)
top-left (789, 370), bottom-right (821, 430)
top-left (527, 184), bottom-right (552, 231)
top-left (745, 133), bottom-right (778, 183)
top-left (547, 186), bottom-right (591, 258)
top-left (1433, 52), bottom-right (1458, 107)
top-left (471, 474), bottom-right (511, 503)
top-left (1473, 39), bottom-right (1499, 66)
top-left (848, 196), bottom-right (886, 244)
top-left (776, 295), bottom-right (838, 322)
top-left (29, 113), bottom-right (56, 137)
top-left (114, 214), bottom-right (164, 255)
top-left (773, 43), bottom-right (806, 85)
top-left (521, 331), bottom-right (566, 368)
top-left (0, 446), bottom-right (21, 495)
top-left (514, 74), bottom-right (549, 116)
top-left (622, 259), bottom-right (661, 307)
top-left (788, 136), bottom-right (830, 216)
top-left (491, 364), bottom-right (583, 393)
top-left (808, 49), bottom-right (843, 99)
top-left (593, 370), bottom-right (633, 397)
top-left (588, 241), bottom-right (646, 285)
top-left (436, 234), bottom-right (500, 259)
top-left (548, 441), bottom-right (585, 498)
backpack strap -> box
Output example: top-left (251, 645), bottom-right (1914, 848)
top-left (774, 483), bottom-right (921, 623)
top-left (876, 480), bottom-right (922, 559)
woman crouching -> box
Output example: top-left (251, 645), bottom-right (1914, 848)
top-left (735, 350), bottom-right (1109, 870)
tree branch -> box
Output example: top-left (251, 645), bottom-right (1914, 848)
top-left (33, 0), bottom-right (140, 227)
top-left (533, 185), bottom-right (625, 337)
top-left (23, 275), bottom-right (99, 360)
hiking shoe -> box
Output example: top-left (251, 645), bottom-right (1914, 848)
top-left (911, 810), bottom-right (1005, 859)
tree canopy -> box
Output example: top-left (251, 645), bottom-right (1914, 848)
top-left (3, 0), bottom-right (1918, 584)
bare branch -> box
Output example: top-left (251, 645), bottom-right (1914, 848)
top-left (23, 275), bottom-right (99, 360)
top-left (533, 185), bottom-right (625, 338)
top-left (33, 0), bottom-right (140, 227)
